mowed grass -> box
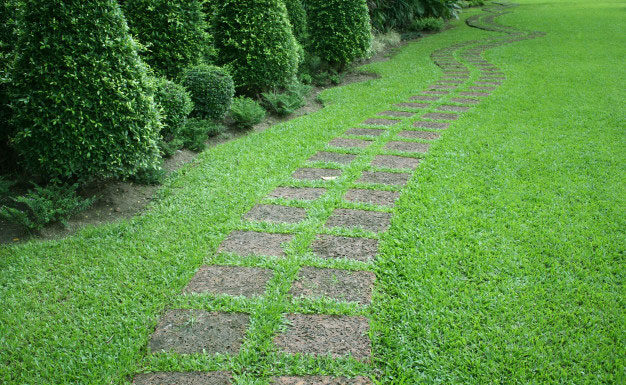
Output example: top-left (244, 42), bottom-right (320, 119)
top-left (0, 1), bottom-right (624, 384)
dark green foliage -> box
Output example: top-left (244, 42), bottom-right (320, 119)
top-left (229, 96), bottom-right (266, 129)
top-left (410, 17), bottom-right (445, 32)
top-left (261, 82), bottom-right (312, 116)
top-left (180, 118), bottom-right (225, 152)
top-left (368, 0), bottom-right (460, 32)
top-left (0, 176), bottom-right (15, 202)
top-left (0, 0), bottom-right (18, 172)
top-left (153, 78), bottom-right (193, 155)
top-left (182, 64), bottom-right (234, 121)
top-left (123, 0), bottom-right (208, 79)
top-left (0, 183), bottom-right (94, 232)
top-left (214, 0), bottom-right (300, 94)
top-left (284, 0), bottom-right (307, 43)
top-left (9, 0), bottom-right (161, 182)
top-left (307, 0), bottom-right (372, 69)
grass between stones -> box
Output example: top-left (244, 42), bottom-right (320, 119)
top-left (0, 1), bottom-right (624, 384)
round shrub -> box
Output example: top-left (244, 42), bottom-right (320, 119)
top-left (9, 0), bottom-right (161, 181)
top-left (284, 0), bottom-right (307, 44)
top-left (182, 64), bottom-right (235, 121)
top-left (213, 0), bottom-right (300, 94)
top-left (307, 0), bottom-right (372, 69)
top-left (153, 78), bottom-right (193, 143)
top-left (229, 96), bottom-right (266, 130)
top-left (123, 0), bottom-right (208, 80)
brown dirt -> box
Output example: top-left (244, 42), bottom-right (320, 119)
top-left (362, 118), bottom-right (400, 126)
top-left (289, 267), bottom-right (375, 305)
top-left (397, 130), bottom-right (441, 140)
top-left (436, 105), bottom-right (471, 113)
top-left (394, 102), bottom-right (430, 109)
top-left (271, 376), bottom-right (372, 385)
top-left (244, 204), bottom-right (307, 224)
top-left (410, 95), bottom-right (440, 102)
top-left (268, 187), bottom-right (327, 201)
top-left (325, 209), bottom-right (392, 233)
top-left (377, 110), bottom-right (415, 118)
top-left (344, 189), bottom-right (400, 207)
top-left (307, 152), bottom-right (357, 165)
top-left (413, 121), bottom-right (450, 129)
top-left (148, 310), bottom-right (248, 355)
top-left (357, 171), bottom-right (411, 186)
top-left (328, 138), bottom-right (373, 149)
top-left (274, 314), bottom-right (371, 360)
top-left (344, 128), bottom-right (386, 137)
top-left (184, 265), bottom-right (273, 297)
top-left (133, 372), bottom-right (232, 385)
top-left (384, 141), bottom-right (431, 153)
top-left (218, 231), bottom-right (292, 257)
top-left (292, 168), bottom-right (342, 181)
top-left (422, 112), bottom-right (459, 121)
top-left (311, 235), bottom-right (378, 262)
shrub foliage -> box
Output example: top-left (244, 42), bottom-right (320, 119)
top-left (213, 0), bottom-right (300, 94)
top-left (307, 0), bottom-right (372, 69)
top-left (9, 0), bottom-right (161, 181)
top-left (153, 78), bottom-right (193, 144)
top-left (368, 0), bottom-right (459, 32)
top-left (0, 0), bottom-right (17, 171)
top-left (229, 96), bottom-right (266, 129)
top-left (123, 0), bottom-right (208, 79)
top-left (182, 64), bottom-right (235, 121)
top-left (284, 0), bottom-right (307, 44)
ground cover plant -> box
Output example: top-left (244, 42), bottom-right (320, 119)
top-left (0, 0), bottom-right (624, 383)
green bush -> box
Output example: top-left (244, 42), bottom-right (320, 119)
top-left (368, 0), bottom-right (459, 32)
top-left (0, 0), bottom-right (18, 172)
top-left (229, 96), bottom-right (266, 129)
top-left (261, 82), bottom-right (311, 116)
top-left (153, 78), bottom-right (193, 154)
top-left (369, 30), bottom-right (402, 56)
top-left (180, 118), bottom-right (225, 152)
top-left (123, 0), bottom-right (208, 80)
top-left (0, 183), bottom-right (94, 232)
top-left (284, 0), bottom-right (307, 44)
top-left (9, 0), bottom-right (161, 182)
top-left (410, 17), bottom-right (445, 32)
top-left (0, 176), bottom-right (14, 202)
top-left (214, 0), bottom-right (300, 94)
top-left (182, 64), bottom-right (235, 121)
top-left (307, 0), bottom-right (372, 70)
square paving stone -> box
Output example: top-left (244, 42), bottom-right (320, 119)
top-left (133, 372), bottom-right (232, 385)
top-left (329, 138), bottom-right (372, 149)
top-left (394, 102), bottom-right (429, 109)
top-left (290, 267), bottom-right (375, 305)
top-left (311, 235), bottom-right (378, 262)
top-left (149, 310), bottom-right (248, 355)
top-left (274, 314), bottom-right (371, 360)
top-left (469, 86), bottom-right (495, 91)
top-left (422, 90), bottom-right (449, 95)
top-left (476, 81), bottom-right (502, 85)
top-left (184, 265), bottom-right (273, 297)
top-left (397, 130), bottom-right (441, 140)
top-left (422, 112), bottom-right (459, 121)
top-left (362, 118), bottom-right (400, 126)
top-left (436, 105), bottom-right (471, 112)
top-left (429, 84), bottom-right (457, 90)
top-left (357, 171), bottom-right (411, 185)
top-left (385, 141), bottom-right (430, 153)
top-left (449, 97), bottom-right (480, 105)
top-left (413, 121), bottom-right (450, 129)
top-left (244, 204), bottom-right (307, 224)
top-left (271, 376), bottom-right (372, 385)
top-left (344, 128), bottom-right (386, 137)
top-left (218, 231), bottom-right (293, 257)
top-left (371, 155), bottom-right (421, 170)
top-left (377, 110), bottom-right (415, 118)
top-left (268, 187), bottom-right (327, 201)
top-left (344, 189), bottom-right (400, 207)
top-left (308, 152), bottom-right (356, 165)
top-left (293, 168), bottom-right (342, 181)
top-left (325, 209), bottom-right (392, 233)
top-left (459, 91), bottom-right (491, 97)
top-left (410, 95), bottom-right (440, 101)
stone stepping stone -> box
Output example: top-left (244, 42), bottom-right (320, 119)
top-left (308, 152), bottom-right (356, 165)
top-left (469, 86), bottom-right (495, 91)
top-left (362, 118), bottom-right (400, 126)
top-left (438, 80), bottom-right (464, 85)
top-left (449, 97), bottom-right (480, 105)
top-left (149, 310), bottom-right (248, 355)
top-left (293, 168), bottom-right (342, 181)
top-left (325, 208), bottom-right (392, 233)
top-left (133, 372), bottom-right (232, 385)
top-left (218, 231), bottom-right (292, 257)
top-left (413, 121), bottom-right (450, 129)
top-left (429, 84), bottom-right (456, 90)
top-left (329, 138), bottom-right (372, 149)
top-left (377, 110), bottom-right (415, 118)
top-left (459, 91), bottom-right (491, 97)
top-left (274, 314), bottom-right (371, 360)
top-left (436, 105), bottom-right (470, 113)
top-left (344, 128), bottom-right (386, 137)
top-left (358, 171), bottom-right (411, 185)
top-left (244, 204), bottom-right (306, 224)
top-left (410, 95), bottom-right (440, 101)
top-left (394, 102), bottom-right (429, 109)
top-left (422, 112), bottom-right (459, 121)
top-left (385, 141), bottom-right (430, 153)
top-left (422, 90), bottom-right (449, 95)
top-left (311, 235), bottom-right (378, 262)
top-left (476, 81), bottom-right (502, 85)
top-left (268, 187), bottom-right (326, 201)
top-left (344, 189), bottom-right (400, 207)
top-left (289, 267), bottom-right (375, 305)
top-left (184, 265), bottom-right (273, 297)
top-left (397, 130), bottom-right (440, 140)
top-left (271, 376), bottom-right (372, 385)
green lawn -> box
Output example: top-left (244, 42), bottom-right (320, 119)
top-left (1, 1), bottom-right (624, 384)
